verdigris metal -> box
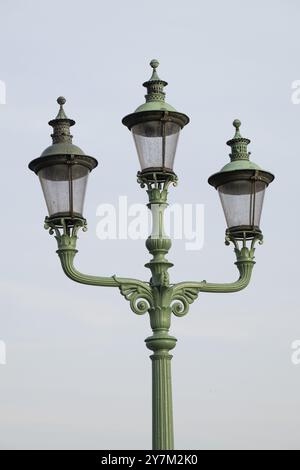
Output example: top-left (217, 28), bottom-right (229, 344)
top-left (30, 62), bottom-right (274, 451)
top-left (44, 173), bottom-right (260, 450)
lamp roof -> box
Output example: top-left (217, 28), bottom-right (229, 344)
top-left (29, 97), bottom-right (98, 173)
top-left (122, 60), bottom-right (189, 129)
top-left (41, 96), bottom-right (86, 157)
top-left (134, 59), bottom-right (177, 113)
top-left (208, 120), bottom-right (274, 188)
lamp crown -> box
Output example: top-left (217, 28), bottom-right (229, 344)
top-left (226, 119), bottom-right (251, 162)
top-left (143, 59), bottom-right (168, 104)
top-left (48, 96), bottom-right (75, 144)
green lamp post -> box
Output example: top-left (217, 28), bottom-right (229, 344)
top-left (29, 60), bottom-right (274, 450)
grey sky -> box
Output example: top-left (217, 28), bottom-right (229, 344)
top-left (0, 0), bottom-right (299, 450)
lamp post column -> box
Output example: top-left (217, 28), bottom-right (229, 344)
top-left (28, 61), bottom-right (275, 451)
top-left (144, 178), bottom-right (177, 450)
top-left (146, 327), bottom-right (176, 450)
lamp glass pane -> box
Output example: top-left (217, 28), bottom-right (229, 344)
top-left (38, 164), bottom-right (89, 217)
top-left (218, 179), bottom-right (266, 229)
top-left (132, 121), bottom-right (180, 170)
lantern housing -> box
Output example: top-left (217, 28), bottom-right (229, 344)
top-left (29, 97), bottom-right (98, 225)
top-left (208, 120), bottom-right (274, 239)
top-left (122, 60), bottom-right (189, 181)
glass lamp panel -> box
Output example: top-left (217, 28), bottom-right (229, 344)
top-left (71, 165), bottom-right (89, 216)
top-left (218, 179), bottom-right (266, 229)
top-left (132, 121), bottom-right (180, 171)
top-left (38, 164), bottom-right (89, 217)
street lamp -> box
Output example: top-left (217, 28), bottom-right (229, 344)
top-left (122, 59), bottom-right (189, 178)
top-left (208, 119), bottom-right (274, 240)
top-left (29, 60), bottom-right (274, 450)
top-left (29, 96), bottom-right (98, 228)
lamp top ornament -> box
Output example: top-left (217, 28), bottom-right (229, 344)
top-left (135, 59), bottom-right (177, 113)
top-left (208, 119), bottom-right (274, 188)
top-left (29, 97), bottom-right (97, 174)
top-left (41, 96), bottom-right (85, 158)
top-left (223, 119), bottom-right (260, 172)
top-left (122, 59), bottom-right (189, 130)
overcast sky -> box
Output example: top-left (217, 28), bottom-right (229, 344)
top-left (0, 0), bottom-right (300, 450)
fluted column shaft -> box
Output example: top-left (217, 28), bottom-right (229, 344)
top-left (150, 350), bottom-right (174, 449)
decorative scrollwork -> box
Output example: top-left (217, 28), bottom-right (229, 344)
top-left (44, 216), bottom-right (87, 238)
top-left (171, 286), bottom-right (201, 317)
top-left (137, 171), bottom-right (178, 191)
top-left (225, 231), bottom-right (264, 261)
top-left (113, 277), bottom-right (154, 316)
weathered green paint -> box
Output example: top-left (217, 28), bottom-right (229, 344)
top-left (30, 62), bottom-right (275, 451)
top-left (122, 60), bottom-right (189, 143)
top-left (135, 59), bottom-right (177, 113)
top-left (147, 336), bottom-right (176, 450)
top-left (44, 172), bottom-right (260, 450)
top-left (208, 120), bottom-right (274, 188)
top-left (29, 97), bottom-right (98, 174)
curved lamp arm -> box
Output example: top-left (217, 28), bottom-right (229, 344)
top-left (172, 258), bottom-right (254, 295)
top-left (170, 236), bottom-right (261, 317)
top-left (57, 248), bottom-right (133, 288)
top-left (45, 217), bottom-right (150, 292)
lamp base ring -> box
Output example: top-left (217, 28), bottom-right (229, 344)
top-left (226, 225), bottom-right (262, 241)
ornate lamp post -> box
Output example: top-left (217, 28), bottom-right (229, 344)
top-left (29, 60), bottom-right (274, 450)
